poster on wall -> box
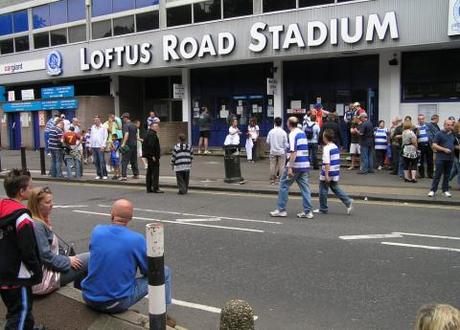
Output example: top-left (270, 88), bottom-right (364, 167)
top-left (21, 89), bottom-right (35, 101)
top-left (20, 112), bottom-right (30, 128)
top-left (236, 105), bottom-right (243, 115)
top-left (8, 91), bottom-right (15, 101)
top-left (335, 104), bottom-right (345, 116)
top-left (38, 111), bottom-right (46, 126)
top-left (267, 106), bottom-right (274, 117)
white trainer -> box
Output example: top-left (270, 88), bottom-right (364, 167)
top-left (270, 210), bottom-right (287, 217)
top-left (444, 191), bottom-right (452, 198)
top-left (297, 211), bottom-right (314, 219)
top-left (102, 176), bottom-right (108, 180)
top-left (347, 200), bottom-right (353, 215)
top-left (428, 191), bottom-right (435, 197)
top-left (94, 176), bottom-right (101, 180)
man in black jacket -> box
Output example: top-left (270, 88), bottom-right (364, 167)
top-left (319, 113), bottom-right (343, 148)
top-left (0, 169), bottom-right (43, 330)
top-left (142, 122), bottom-right (163, 193)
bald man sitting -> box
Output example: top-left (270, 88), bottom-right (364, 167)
top-left (81, 199), bottom-right (173, 323)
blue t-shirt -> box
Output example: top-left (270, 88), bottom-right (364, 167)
top-left (433, 130), bottom-right (455, 161)
top-left (82, 225), bottom-right (148, 302)
top-left (111, 140), bottom-right (120, 160)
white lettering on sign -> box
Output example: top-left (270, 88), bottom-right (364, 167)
top-left (163, 33), bottom-right (235, 61)
top-left (248, 11), bottom-right (399, 51)
top-left (80, 43), bottom-right (152, 71)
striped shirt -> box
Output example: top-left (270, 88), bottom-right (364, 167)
top-left (287, 128), bottom-right (309, 173)
top-left (171, 143), bottom-right (193, 172)
top-left (48, 126), bottom-right (63, 150)
top-left (417, 124), bottom-right (429, 144)
top-left (374, 128), bottom-right (388, 150)
top-left (44, 118), bottom-right (55, 133)
top-left (320, 143), bottom-right (341, 182)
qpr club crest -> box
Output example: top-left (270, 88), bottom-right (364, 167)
top-left (455, 0), bottom-right (460, 23)
top-left (46, 50), bottom-right (63, 76)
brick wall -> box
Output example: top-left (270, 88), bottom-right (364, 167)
top-left (155, 122), bottom-right (188, 155)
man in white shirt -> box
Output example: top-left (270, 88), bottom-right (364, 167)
top-left (266, 117), bottom-right (288, 185)
top-left (89, 116), bottom-right (108, 180)
top-left (61, 114), bottom-right (71, 132)
top-left (303, 115), bottom-right (321, 169)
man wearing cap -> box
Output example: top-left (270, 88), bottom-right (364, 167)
top-left (354, 102), bottom-right (366, 117)
top-left (120, 113), bottom-right (140, 181)
top-left (312, 103), bottom-right (328, 128)
top-left (358, 113), bottom-right (374, 174)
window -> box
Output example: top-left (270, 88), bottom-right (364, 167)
top-left (51, 29), bottom-right (67, 45)
top-left (136, 0), bottom-right (159, 8)
top-left (402, 49), bottom-right (460, 102)
top-left (136, 11), bottom-right (159, 31)
top-left (299, 0), bottom-right (334, 7)
top-left (33, 5), bottom-right (50, 29)
top-left (0, 39), bottom-right (14, 54)
top-left (223, 0), bottom-right (252, 18)
top-left (50, 0), bottom-right (68, 26)
top-left (14, 36), bottom-right (29, 52)
top-left (263, 0), bottom-right (295, 12)
top-left (92, 20), bottom-right (112, 39)
top-left (69, 25), bottom-right (86, 42)
top-left (193, 0), bottom-right (221, 23)
top-left (113, 0), bottom-right (134, 13)
top-left (68, 0), bottom-right (86, 22)
top-left (0, 14), bottom-right (13, 36)
top-left (13, 11), bottom-right (28, 33)
top-left (167, 5), bottom-right (192, 27)
top-left (92, 0), bottom-right (112, 17)
top-left (34, 32), bottom-right (50, 48)
top-left (113, 16), bottom-right (134, 36)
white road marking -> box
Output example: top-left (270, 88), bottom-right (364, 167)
top-left (176, 218), bottom-right (221, 223)
top-left (145, 297), bottom-right (259, 321)
top-left (73, 210), bottom-right (265, 233)
top-left (97, 204), bottom-right (282, 225)
top-left (339, 233), bottom-right (403, 240)
top-left (54, 205), bottom-right (88, 209)
top-left (381, 242), bottom-right (460, 253)
top-left (394, 232), bottom-right (460, 241)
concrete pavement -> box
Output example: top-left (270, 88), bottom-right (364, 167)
top-left (1, 150), bottom-right (459, 205)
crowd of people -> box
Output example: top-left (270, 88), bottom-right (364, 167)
top-left (43, 111), bottom-right (194, 195)
top-left (262, 102), bottom-right (460, 200)
top-left (0, 169), bottom-right (175, 329)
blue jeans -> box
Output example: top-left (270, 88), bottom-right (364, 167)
top-left (44, 131), bottom-right (50, 153)
top-left (60, 252), bottom-right (89, 287)
top-left (449, 161), bottom-right (460, 187)
top-left (360, 145), bottom-right (373, 173)
top-left (319, 181), bottom-right (352, 213)
top-left (309, 143), bottom-right (319, 169)
top-left (92, 148), bottom-right (107, 177)
top-left (431, 159), bottom-right (453, 193)
top-left (85, 266), bottom-right (171, 314)
top-left (398, 154), bottom-right (405, 177)
top-left (49, 149), bottom-right (63, 178)
top-left (277, 168), bottom-right (313, 213)
top-left (65, 156), bottom-right (81, 179)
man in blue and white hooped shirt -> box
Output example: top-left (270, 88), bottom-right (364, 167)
top-left (270, 117), bottom-right (314, 219)
top-left (417, 114), bottom-right (433, 178)
top-left (314, 129), bottom-right (353, 215)
top-left (374, 120), bottom-right (389, 170)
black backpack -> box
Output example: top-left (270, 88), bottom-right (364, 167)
top-left (304, 123), bottom-right (314, 140)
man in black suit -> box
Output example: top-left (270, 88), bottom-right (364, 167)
top-left (142, 122), bottom-right (163, 193)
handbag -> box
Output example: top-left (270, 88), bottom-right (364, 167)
top-left (55, 232), bottom-right (76, 256)
top-left (32, 234), bottom-right (61, 295)
top-left (402, 144), bottom-right (418, 159)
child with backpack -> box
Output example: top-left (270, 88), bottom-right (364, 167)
top-left (109, 133), bottom-right (121, 180)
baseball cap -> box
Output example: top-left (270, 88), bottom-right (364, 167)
top-left (353, 102), bottom-right (361, 107)
top-left (448, 116), bottom-right (456, 121)
top-left (121, 112), bottom-right (130, 119)
top-left (314, 103), bottom-right (322, 109)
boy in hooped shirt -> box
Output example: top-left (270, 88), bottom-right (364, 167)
top-left (315, 129), bottom-right (353, 215)
top-left (0, 169), bottom-right (43, 330)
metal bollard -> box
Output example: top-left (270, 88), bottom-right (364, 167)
top-left (39, 147), bottom-right (46, 175)
top-left (146, 223), bottom-right (166, 330)
top-left (20, 147), bottom-right (27, 170)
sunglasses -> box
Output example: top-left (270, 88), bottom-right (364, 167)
top-left (38, 186), bottom-right (52, 196)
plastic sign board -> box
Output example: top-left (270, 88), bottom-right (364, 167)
top-left (2, 99), bottom-right (79, 112)
top-left (173, 84), bottom-right (184, 99)
top-left (267, 78), bottom-right (277, 95)
top-left (448, 0), bottom-right (460, 36)
top-left (21, 89), bottom-right (35, 101)
top-left (0, 59), bottom-right (45, 75)
top-left (41, 86), bottom-right (75, 99)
